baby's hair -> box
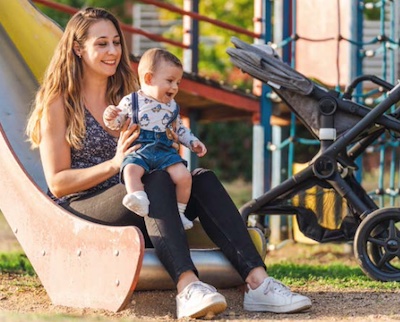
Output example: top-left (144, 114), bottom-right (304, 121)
top-left (138, 48), bottom-right (182, 83)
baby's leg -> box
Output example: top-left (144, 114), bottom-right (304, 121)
top-left (167, 163), bottom-right (192, 204)
top-left (167, 163), bottom-right (193, 230)
top-left (122, 164), bottom-right (149, 216)
top-left (124, 163), bottom-right (145, 194)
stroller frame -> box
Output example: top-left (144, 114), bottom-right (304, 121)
top-left (227, 37), bottom-right (400, 282)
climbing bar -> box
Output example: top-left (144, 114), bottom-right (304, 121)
top-left (135, 0), bottom-right (261, 39)
top-left (32, 0), bottom-right (189, 49)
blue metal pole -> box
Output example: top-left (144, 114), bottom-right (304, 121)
top-left (352, 0), bottom-right (364, 183)
top-left (190, 0), bottom-right (199, 74)
top-left (282, 0), bottom-right (291, 63)
top-left (261, 0), bottom-right (273, 192)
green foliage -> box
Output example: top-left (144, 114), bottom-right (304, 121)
top-left (35, 0), bottom-right (80, 28)
top-left (363, 0), bottom-right (382, 21)
top-left (160, 0), bottom-right (254, 90)
top-left (0, 252), bottom-right (35, 275)
top-left (222, 179), bottom-right (252, 208)
top-left (36, 0), bottom-right (130, 28)
top-left (198, 120), bottom-right (253, 181)
top-left (155, 1), bottom-right (256, 181)
top-left (269, 262), bottom-right (400, 289)
top-left (2, 252), bottom-right (399, 291)
top-left (36, 0), bottom-right (256, 182)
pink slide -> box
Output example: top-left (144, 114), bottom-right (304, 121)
top-left (0, 0), bottom-right (265, 312)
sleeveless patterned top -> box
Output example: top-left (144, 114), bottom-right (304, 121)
top-left (50, 109), bottom-right (119, 204)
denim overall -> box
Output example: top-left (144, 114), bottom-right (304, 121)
top-left (120, 92), bottom-right (187, 182)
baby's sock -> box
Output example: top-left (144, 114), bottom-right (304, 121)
top-left (178, 202), bottom-right (193, 230)
top-left (122, 191), bottom-right (150, 217)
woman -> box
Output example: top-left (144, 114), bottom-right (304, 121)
top-left (26, 7), bottom-right (312, 319)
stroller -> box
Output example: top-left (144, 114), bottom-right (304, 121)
top-left (227, 37), bottom-right (400, 282)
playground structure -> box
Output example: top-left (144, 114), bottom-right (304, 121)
top-left (26, 0), bottom-right (400, 242)
top-left (258, 0), bottom-right (400, 246)
top-left (227, 0), bottom-right (400, 282)
top-left (0, 0), bottom-right (266, 312)
top-left (1, 0), bottom-right (400, 312)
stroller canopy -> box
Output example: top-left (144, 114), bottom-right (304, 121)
top-left (227, 37), bottom-right (314, 96)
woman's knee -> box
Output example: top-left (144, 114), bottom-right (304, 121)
top-left (191, 168), bottom-right (220, 189)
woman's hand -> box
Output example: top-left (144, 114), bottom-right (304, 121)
top-left (111, 119), bottom-right (141, 169)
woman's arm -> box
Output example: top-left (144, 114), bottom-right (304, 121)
top-left (39, 97), bottom-right (138, 198)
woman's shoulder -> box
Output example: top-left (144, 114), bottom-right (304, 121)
top-left (47, 94), bottom-right (64, 110)
top-left (45, 95), bottom-right (66, 124)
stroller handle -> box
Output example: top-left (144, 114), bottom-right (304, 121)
top-left (325, 81), bottom-right (400, 156)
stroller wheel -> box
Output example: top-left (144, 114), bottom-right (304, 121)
top-left (354, 207), bottom-right (400, 281)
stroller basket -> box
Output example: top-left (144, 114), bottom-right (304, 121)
top-left (227, 37), bottom-right (400, 282)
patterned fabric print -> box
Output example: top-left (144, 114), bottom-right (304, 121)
top-left (112, 91), bottom-right (199, 149)
top-left (49, 109), bottom-right (119, 204)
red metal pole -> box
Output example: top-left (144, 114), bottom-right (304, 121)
top-left (32, 0), bottom-right (189, 49)
top-left (136, 0), bottom-right (261, 39)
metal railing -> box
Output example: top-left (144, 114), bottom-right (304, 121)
top-left (32, 0), bottom-right (261, 53)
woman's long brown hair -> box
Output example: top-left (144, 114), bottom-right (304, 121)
top-left (26, 7), bottom-right (138, 149)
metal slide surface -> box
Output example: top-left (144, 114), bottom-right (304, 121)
top-left (0, 25), bottom-right (45, 189)
top-left (0, 0), bottom-right (62, 190)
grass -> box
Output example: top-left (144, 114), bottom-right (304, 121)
top-left (268, 262), bottom-right (400, 290)
top-left (1, 248), bottom-right (399, 291)
top-left (223, 177), bottom-right (400, 292)
top-left (1, 179), bottom-right (399, 300)
top-left (0, 252), bottom-right (35, 275)
top-left (222, 178), bottom-right (253, 208)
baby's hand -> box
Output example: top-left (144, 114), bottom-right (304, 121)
top-left (103, 105), bottom-right (123, 130)
top-left (191, 140), bottom-right (207, 157)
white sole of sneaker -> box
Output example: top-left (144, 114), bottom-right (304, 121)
top-left (244, 299), bottom-right (311, 313)
top-left (188, 300), bottom-right (227, 319)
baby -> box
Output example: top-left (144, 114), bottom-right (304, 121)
top-left (103, 48), bottom-right (207, 230)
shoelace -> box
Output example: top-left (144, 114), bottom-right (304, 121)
top-left (264, 278), bottom-right (292, 296)
top-left (185, 282), bottom-right (217, 299)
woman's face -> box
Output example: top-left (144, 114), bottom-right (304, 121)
top-left (80, 19), bottom-right (122, 78)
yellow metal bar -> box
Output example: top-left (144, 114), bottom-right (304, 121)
top-left (0, 0), bottom-right (62, 81)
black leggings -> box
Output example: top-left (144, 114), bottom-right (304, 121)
top-left (61, 169), bottom-right (266, 284)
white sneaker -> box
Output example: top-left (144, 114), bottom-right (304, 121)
top-left (122, 193), bottom-right (149, 217)
top-left (176, 281), bottom-right (227, 319)
top-left (244, 277), bottom-right (312, 313)
top-left (180, 214), bottom-right (193, 230)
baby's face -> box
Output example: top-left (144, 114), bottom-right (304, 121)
top-left (145, 62), bottom-right (183, 104)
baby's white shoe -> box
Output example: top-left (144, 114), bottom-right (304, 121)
top-left (123, 191), bottom-right (150, 217)
top-left (180, 214), bottom-right (193, 230)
